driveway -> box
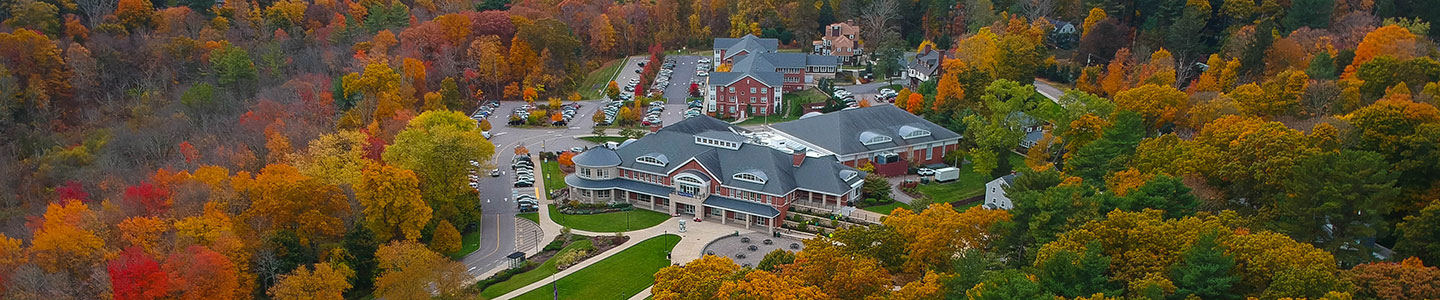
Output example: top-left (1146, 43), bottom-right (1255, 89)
top-left (462, 100), bottom-right (612, 276)
top-left (612, 56), bottom-right (648, 99)
top-left (835, 77), bottom-right (902, 104)
top-left (661, 55), bottom-right (702, 104)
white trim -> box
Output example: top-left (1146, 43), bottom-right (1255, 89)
top-left (636, 154), bottom-right (668, 167)
top-left (733, 172), bottom-right (767, 184)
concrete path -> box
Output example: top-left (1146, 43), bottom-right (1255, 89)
top-left (492, 162), bottom-right (754, 300)
top-left (887, 174), bottom-right (921, 205)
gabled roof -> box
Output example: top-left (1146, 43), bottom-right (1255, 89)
top-left (771, 105), bottom-right (962, 156)
top-left (607, 116), bottom-right (864, 196)
top-left (714, 34), bottom-right (779, 59)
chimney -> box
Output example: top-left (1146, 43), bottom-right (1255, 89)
top-left (792, 148), bottom-right (806, 167)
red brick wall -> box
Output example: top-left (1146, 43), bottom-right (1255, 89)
top-left (669, 160), bottom-right (717, 193)
top-left (714, 76), bottom-right (778, 117)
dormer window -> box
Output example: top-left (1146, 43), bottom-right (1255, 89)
top-left (636, 153), bottom-right (668, 167)
top-left (899, 125), bottom-right (931, 139)
top-left (840, 170), bottom-right (859, 181)
top-left (859, 131), bottom-right (893, 146)
top-left (733, 171), bottom-right (768, 184)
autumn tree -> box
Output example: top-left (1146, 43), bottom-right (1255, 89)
top-left (382, 110), bottom-right (494, 226)
top-left (1347, 257), bottom-right (1440, 300)
top-left (29, 199), bottom-right (105, 274)
top-left (291, 130), bottom-right (371, 187)
top-left (117, 216), bottom-right (169, 255)
top-left (782, 239), bottom-right (893, 299)
top-left (885, 204), bottom-right (1011, 273)
top-left (715, 269), bottom-right (830, 299)
top-left (469, 35), bottom-right (509, 96)
top-left (652, 255), bottom-right (741, 300)
top-left (343, 59), bottom-right (410, 122)
top-left (557, 151), bottom-right (575, 167)
top-left (243, 164), bottom-right (351, 241)
top-left (165, 245), bottom-right (240, 300)
top-left (357, 163), bottom-right (432, 241)
top-left (109, 247), bottom-right (169, 300)
top-left (606, 80), bottom-right (620, 100)
top-left (0, 28), bottom-right (73, 111)
top-left (268, 263), bottom-right (353, 300)
top-left (374, 240), bottom-right (470, 300)
top-left (1346, 25), bottom-right (1419, 78)
top-left (589, 14), bottom-right (617, 55)
top-left (429, 219), bottom-right (461, 254)
top-left (1345, 99), bottom-right (1440, 189)
top-left (1113, 84), bottom-right (1186, 128)
top-left (115, 0), bottom-right (156, 31)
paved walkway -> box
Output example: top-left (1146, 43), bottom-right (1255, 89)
top-left (887, 175), bottom-right (921, 205)
top-left (493, 163), bottom-right (754, 300)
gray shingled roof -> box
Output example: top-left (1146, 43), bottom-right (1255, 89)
top-left (703, 195), bottom-right (781, 218)
top-left (564, 174), bottom-right (673, 197)
top-left (713, 34), bottom-right (779, 59)
top-left (771, 105), bottom-right (962, 156)
top-left (707, 71), bottom-right (784, 87)
top-left (572, 147), bottom-right (622, 167)
top-left (600, 116), bottom-right (863, 196)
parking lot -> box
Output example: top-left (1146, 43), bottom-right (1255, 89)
top-left (661, 55), bottom-right (703, 104)
top-left (611, 56), bottom-right (647, 100)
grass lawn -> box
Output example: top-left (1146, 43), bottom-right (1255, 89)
top-left (518, 212), bottom-right (539, 224)
top-left (450, 230), bottom-right (482, 260)
top-left (861, 202), bottom-right (912, 215)
top-left (542, 161), bottom-right (567, 195)
top-left (735, 89), bottom-right (827, 126)
top-left (548, 205), bottom-right (671, 232)
top-left (579, 58), bottom-right (623, 99)
top-left (579, 136), bottom-right (630, 144)
top-left (480, 239), bottom-right (597, 299)
top-left (915, 152), bottom-right (1026, 205)
top-left (513, 235), bottom-right (682, 300)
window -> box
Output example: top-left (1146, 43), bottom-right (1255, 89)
top-left (761, 88), bottom-right (767, 93)
top-left (761, 97), bottom-right (767, 103)
top-left (733, 171), bottom-right (767, 184)
top-left (750, 87), bottom-right (756, 93)
top-left (760, 107), bottom-right (767, 114)
top-left (728, 87), bottom-right (735, 93)
top-left (749, 97), bottom-right (756, 103)
top-left (580, 168), bottom-right (592, 178)
top-left (926, 146), bottom-right (933, 160)
top-left (730, 106), bottom-right (736, 113)
top-left (636, 154), bottom-right (668, 167)
top-left (596, 190), bottom-right (610, 199)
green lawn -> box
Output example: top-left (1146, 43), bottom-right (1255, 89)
top-left (861, 202), bottom-right (913, 215)
top-left (734, 89), bottom-right (827, 126)
top-left (579, 58), bottom-right (623, 99)
top-left (518, 212), bottom-right (539, 224)
top-left (915, 152), bottom-right (1026, 204)
top-left (450, 230), bottom-right (482, 260)
top-left (513, 235), bottom-right (682, 300)
top-left (579, 136), bottom-right (630, 144)
top-left (480, 239), bottom-right (597, 298)
top-left (542, 161), bottom-right (567, 195)
top-left (548, 205), bottom-right (671, 232)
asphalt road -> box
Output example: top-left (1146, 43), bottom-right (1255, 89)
top-left (462, 100), bottom-right (606, 276)
top-left (613, 56), bottom-right (646, 99)
top-left (661, 55), bottom-right (702, 104)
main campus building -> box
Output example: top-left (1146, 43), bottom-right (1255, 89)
top-left (565, 106), bottom-right (960, 232)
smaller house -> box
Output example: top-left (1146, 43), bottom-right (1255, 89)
top-left (713, 34), bottom-right (780, 67)
top-left (905, 46), bottom-right (950, 87)
top-left (1009, 112), bottom-right (1047, 149)
top-left (812, 20), bottom-right (863, 64)
top-left (983, 173), bottom-right (1020, 210)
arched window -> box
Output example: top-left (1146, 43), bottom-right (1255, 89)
top-left (636, 154), bottom-right (668, 167)
top-left (732, 171), bottom-right (768, 184)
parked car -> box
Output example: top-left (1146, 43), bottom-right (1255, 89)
top-left (917, 168), bottom-right (936, 176)
top-left (490, 169), bottom-right (501, 177)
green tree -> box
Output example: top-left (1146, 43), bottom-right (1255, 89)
top-left (1113, 174), bottom-right (1199, 219)
top-left (1064, 110), bottom-right (1145, 184)
top-left (4, 1), bottom-right (60, 36)
top-left (1307, 51), bottom-right (1337, 80)
top-left (756, 249), bottom-right (794, 272)
top-left (383, 110), bottom-right (496, 226)
top-left (830, 224), bottom-right (907, 272)
top-left (963, 80), bottom-right (1035, 176)
top-left (1283, 0), bottom-right (1335, 30)
top-left (964, 270), bottom-right (1053, 300)
top-left (1273, 150), bottom-right (1398, 267)
top-left (1396, 200), bottom-right (1440, 267)
top-left (1034, 242), bottom-right (1117, 298)
top-left (439, 78), bottom-right (462, 110)
top-left (210, 45), bottom-right (257, 94)
top-left (861, 174), bottom-right (891, 201)
top-left (1170, 231), bottom-right (1239, 300)
top-left (997, 185), bottom-right (1102, 265)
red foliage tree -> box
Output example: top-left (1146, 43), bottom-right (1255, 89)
top-left (165, 245), bottom-right (239, 299)
top-left (54, 180), bottom-right (88, 202)
top-left (124, 182), bottom-right (170, 215)
top-left (109, 247), bottom-right (169, 300)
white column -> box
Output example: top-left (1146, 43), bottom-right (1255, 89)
top-left (745, 215), bottom-right (752, 229)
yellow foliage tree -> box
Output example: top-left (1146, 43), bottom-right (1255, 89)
top-left (269, 263), bottom-right (354, 300)
top-left (429, 220), bottom-right (461, 254)
top-left (117, 216), bottom-right (170, 255)
top-left (29, 199), bottom-right (106, 273)
top-left (885, 204), bottom-right (1012, 273)
top-left (1081, 7), bottom-right (1107, 37)
top-left (357, 163), bottom-right (431, 241)
top-left (1346, 25), bottom-right (1418, 78)
top-left (653, 255), bottom-right (740, 300)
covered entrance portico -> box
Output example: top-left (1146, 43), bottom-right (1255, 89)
top-left (700, 195), bottom-right (781, 234)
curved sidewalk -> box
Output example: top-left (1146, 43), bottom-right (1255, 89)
top-left (494, 162), bottom-right (754, 300)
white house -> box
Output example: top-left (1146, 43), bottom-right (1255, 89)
top-left (983, 173), bottom-right (1020, 210)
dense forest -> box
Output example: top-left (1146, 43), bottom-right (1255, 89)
top-left (1, 0), bottom-right (1439, 299)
